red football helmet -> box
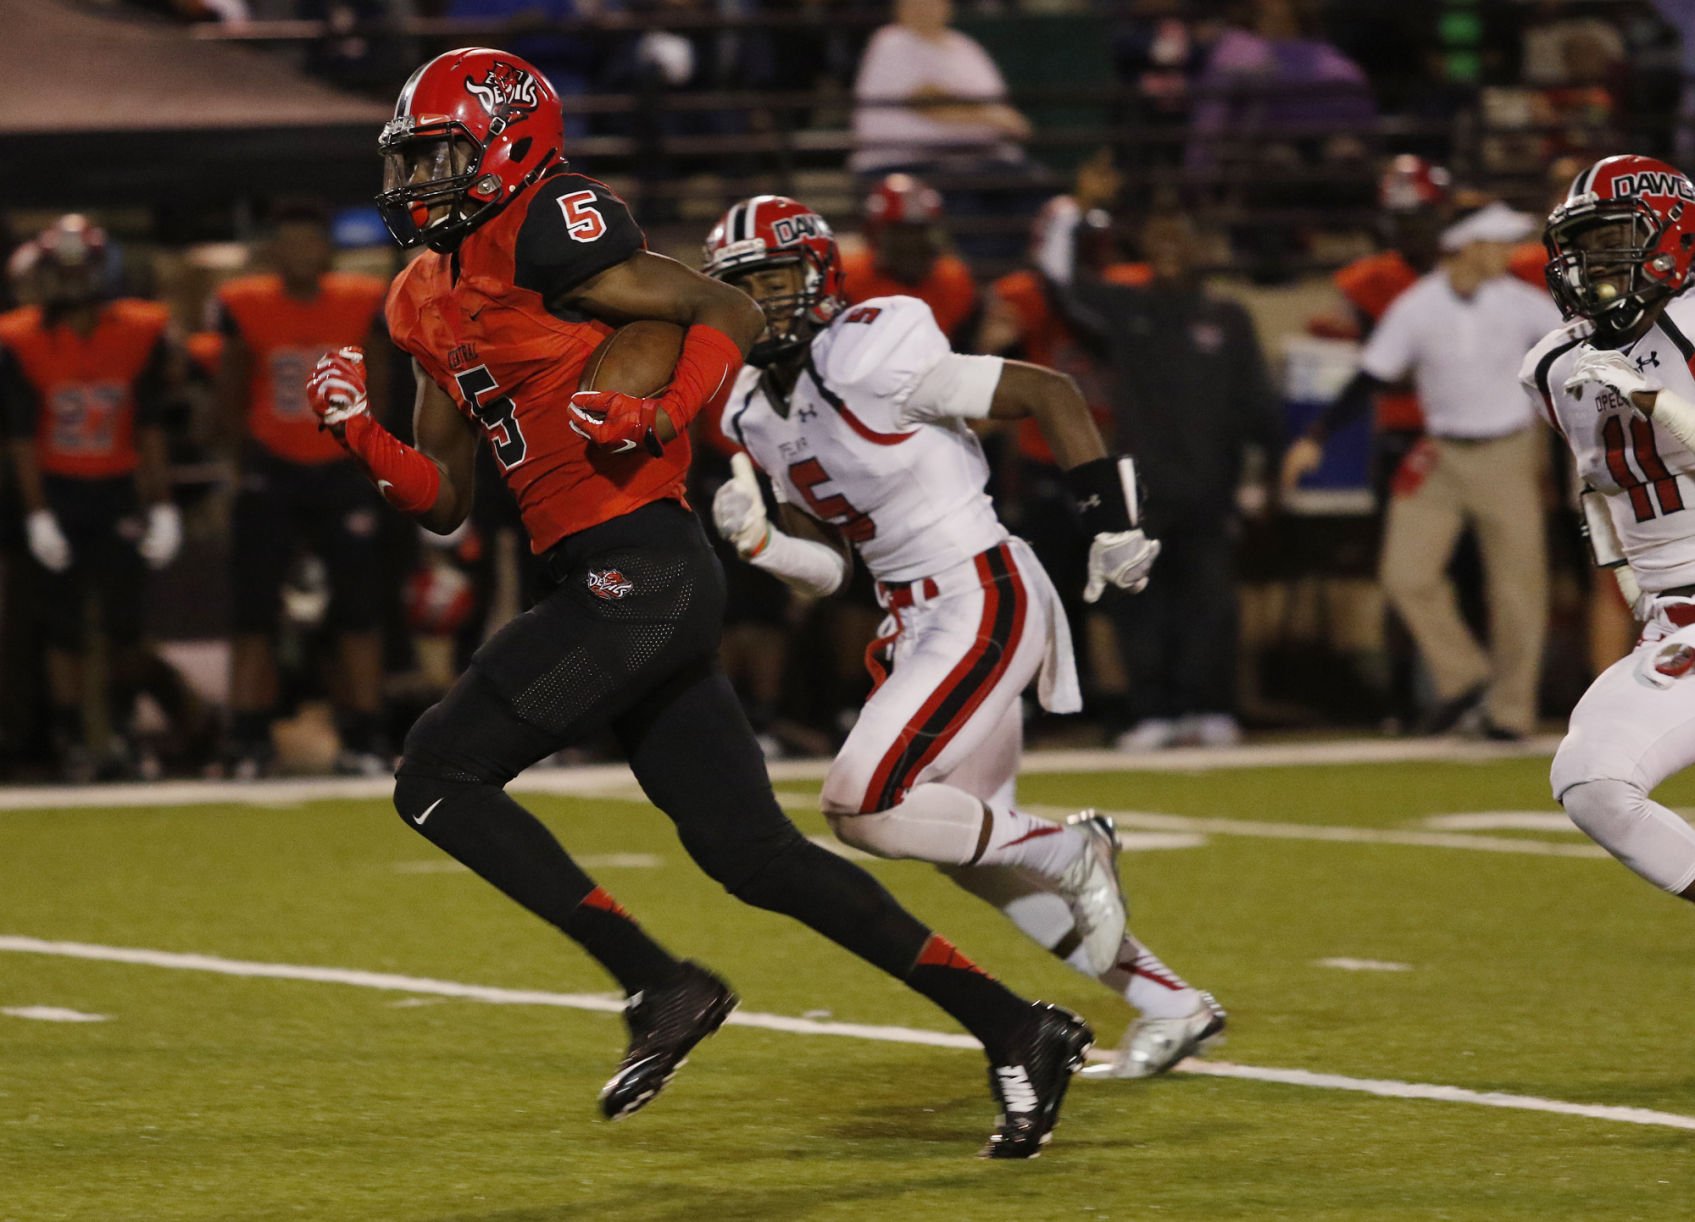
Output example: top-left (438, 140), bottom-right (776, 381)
top-left (703, 195), bottom-right (845, 367)
top-left (863, 173), bottom-right (944, 230)
top-left (20, 215), bottom-right (112, 307)
top-left (1378, 155), bottom-right (1452, 213)
top-left (1544, 154), bottom-right (1695, 329)
top-left (377, 47), bottom-right (565, 251)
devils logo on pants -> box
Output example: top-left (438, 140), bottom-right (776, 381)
top-left (587, 568), bottom-right (634, 600)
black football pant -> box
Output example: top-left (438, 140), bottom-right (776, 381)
top-left (394, 502), bottom-right (950, 981)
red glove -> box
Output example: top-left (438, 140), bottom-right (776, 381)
top-left (306, 346), bottom-right (441, 515)
top-left (306, 347), bottom-right (370, 429)
top-left (567, 389), bottom-right (664, 457)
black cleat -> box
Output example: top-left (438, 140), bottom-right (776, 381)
top-left (598, 960), bottom-right (738, 1120)
top-left (981, 1004), bottom-right (1094, 1160)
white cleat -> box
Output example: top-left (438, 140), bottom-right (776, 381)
top-left (1085, 992), bottom-right (1227, 1080)
top-left (1056, 811), bottom-right (1129, 976)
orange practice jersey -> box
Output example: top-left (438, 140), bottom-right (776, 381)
top-left (387, 170), bottom-right (689, 553)
top-left (219, 272), bottom-right (387, 465)
top-left (1334, 251), bottom-right (1423, 432)
top-left (841, 248), bottom-right (978, 343)
top-left (991, 263), bottom-right (1146, 464)
top-left (0, 300), bottom-right (170, 479)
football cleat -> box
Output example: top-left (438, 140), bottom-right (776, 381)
top-left (1055, 811), bottom-right (1129, 976)
top-left (981, 1004), bottom-right (1094, 1159)
top-left (599, 960), bottom-right (738, 1120)
top-left (1087, 991), bottom-right (1227, 1080)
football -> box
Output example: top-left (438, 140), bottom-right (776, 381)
top-left (579, 319), bottom-right (687, 397)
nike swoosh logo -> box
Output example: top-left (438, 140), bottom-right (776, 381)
top-left (377, 479), bottom-right (395, 498)
top-left (413, 798), bottom-right (443, 826)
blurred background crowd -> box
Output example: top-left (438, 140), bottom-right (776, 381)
top-left (0, 0), bottom-right (1685, 781)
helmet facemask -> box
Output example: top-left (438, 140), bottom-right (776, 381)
top-left (1545, 201), bottom-right (1674, 334)
top-left (378, 119), bottom-right (495, 252)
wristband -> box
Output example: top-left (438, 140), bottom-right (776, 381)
top-left (342, 412), bottom-right (442, 514)
top-left (657, 324), bottom-right (745, 433)
top-left (748, 529), bottom-right (850, 598)
top-left (1064, 455), bottom-right (1141, 534)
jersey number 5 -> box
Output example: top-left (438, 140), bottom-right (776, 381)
top-left (455, 365), bottom-right (528, 471)
top-left (789, 458), bottom-right (875, 542)
top-left (1602, 413), bottom-right (1684, 522)
top-left (557, 191), bottom-right (607, 244)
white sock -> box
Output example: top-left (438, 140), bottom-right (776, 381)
top-left (1102, 935), bottom-right (1202, 1020)
top-left (830, 782), bottom-right (1086, 883)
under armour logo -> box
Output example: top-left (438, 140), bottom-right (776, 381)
top-left (797, 405), bottom-right (818, 423)
top-left (1636, 350), bottom-right (1661, 371)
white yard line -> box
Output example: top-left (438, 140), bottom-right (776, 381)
top-left (0, 736), bottom-right (1563, 813)
top-left (1020, 807), bottom-right (1611, 860)
top-left (3, 934), bottom-right (1691, 1135)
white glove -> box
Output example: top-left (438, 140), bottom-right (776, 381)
top-left (1084, 529), bottom-right (1160, 603)
top-left (712, 452), bottom-right (771, 558)
top-left (26, 509), bottom-right (71, 572)
top-left (1563, 349), bottom-right (1654, 404)
top-left (138, 502), bottom-right (182, 569)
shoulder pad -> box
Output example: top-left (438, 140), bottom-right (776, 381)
top-left (815, 295), bottom-right (950, 393)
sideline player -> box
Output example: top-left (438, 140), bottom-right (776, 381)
top-left (704, 194), bottom-right (1225, 1077)
top-left (840, 174), bottom-right (979, 346)
top-left (307, 47), bottom-right (1091, 1157)
top-left (1528, 154), bottom-right (1695, 901)
top-left (0, 216), bottom-right (182, 780)
top-left (215, 201), bottom-right (392, 776)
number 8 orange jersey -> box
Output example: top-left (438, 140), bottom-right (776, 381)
top-left (385, 169), bottom-right (690, 553)
top-left (217, 271), bottom-right (388, 465)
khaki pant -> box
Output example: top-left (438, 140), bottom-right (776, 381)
top-left (1379, 429), bottom-right (1548, 734)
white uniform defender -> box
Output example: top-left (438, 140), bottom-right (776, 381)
top-left (1527, 293), bottom-right (1695, 897)
top-left (714, 286), bottom-right (1223, 1074)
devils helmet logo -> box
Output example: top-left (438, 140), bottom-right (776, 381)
top-left (464, 62), bottom-right (539, 128)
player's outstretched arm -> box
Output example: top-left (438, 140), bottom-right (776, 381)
top-left (986, 359), bottom-right (1104, 468)
top-left (982, 359), bottom-right (1159, 602)
top-left (307, 349), bottom-right (473, 535)
top-left (564, 251), bottom-right (764, 452)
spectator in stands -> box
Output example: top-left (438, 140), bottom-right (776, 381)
top-left (851, 0), bottom-right (1036, 259)
top-left (0, 217), bottom-right (184, 781)
top-left (841, 173), bottom-right (978, 346)
top-left (214, 201), bottom-right (392, 778)
top-left (1048, 209), bottom-right (1282, 749)
top-left (1186, 0), bottom-right (1376, 282)
top-left (1281, 203), bottom-right (1561, 740)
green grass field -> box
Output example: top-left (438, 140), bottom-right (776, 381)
top-left (4, 752), bottom-right (1693, 1221)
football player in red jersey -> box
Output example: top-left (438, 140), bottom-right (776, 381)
top-left (306, 47), bottom-right (1090, 1157)
top-left (215, 201), bottom-right (392, 778)
top-left (0, 216), bottom-right (182, 780)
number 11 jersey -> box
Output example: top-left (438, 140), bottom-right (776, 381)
top-left (1523, 295), bottom-right (1695, 592)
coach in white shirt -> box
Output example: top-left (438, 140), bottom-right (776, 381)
top-left (1283, 203), bottom-right (1564, 737)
